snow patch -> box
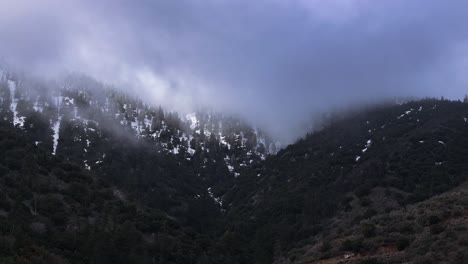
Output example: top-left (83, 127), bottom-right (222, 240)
top-left (172, 147), bottom-right (179, 154)
top-left (84, 160), bottom-right (91, 170)
top-left (186, 112), bottom-right (198, 129)
top-left (219, 135), bottom-right (231, 150)
top-left (64, 97), bottom-right (74, 105)
top-left (187, 148), bottom-right (195, 155)
top-left (361, 139), bottom-right (372, 153)
top-left (397, 109), bottom-right (413, 120)
top-left (52, 116), bottom-right (62, 155)
top-left (207, 187), bottom-right (223, 207)
top-left (8, 80), bottom-right (25, 128)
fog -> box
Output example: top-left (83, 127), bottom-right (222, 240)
top-left (1, 0), bottom-right (467, 142)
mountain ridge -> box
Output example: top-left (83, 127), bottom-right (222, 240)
top-left (0, 69), bottom-right (467, 263)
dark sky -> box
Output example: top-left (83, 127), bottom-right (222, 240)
top-left (1, 0), bottom-right (467, 141)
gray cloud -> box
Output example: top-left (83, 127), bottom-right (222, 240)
top-left (1, 0), bottom-right (467, 141)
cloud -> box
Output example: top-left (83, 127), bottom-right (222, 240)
top-left (0, 0), bottom-right (467, 141)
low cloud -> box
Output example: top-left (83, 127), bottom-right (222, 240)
top-left (1, 0), bottom-right (467, 141)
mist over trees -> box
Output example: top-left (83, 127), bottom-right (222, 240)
top-left (1, 1), bottom-right (468, 262)
top-left (0, 69), bottom-right (467, 263)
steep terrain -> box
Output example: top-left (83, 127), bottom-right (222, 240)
top-left (0, 127), bottom-right (215, 263)
top-left (0, 70), bottom-right (467, 264)
top-left (223, 99), bottom-right (468, 264)
top-left (296, 181), bottom-right (468, 264)
top-left (0, 72), bottom-right (279, 228)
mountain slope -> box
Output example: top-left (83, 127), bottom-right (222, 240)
top-left (0, 72), bottom-right (280, 229)
top-left (1, 70), bottom-right (468, 264)
top-left (0, 127), bottom-right (224, 264)
top-left (295, 181), bottom-right (468, 264)
top-left (221, 99), bottom-right (468, 264)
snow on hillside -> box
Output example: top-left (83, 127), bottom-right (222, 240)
top-left (0, 73), bottom-right (281, 177)
top-left (52, 116), bottom-right (62, 155)
top-left (8, 80), bottom-right (25, 128)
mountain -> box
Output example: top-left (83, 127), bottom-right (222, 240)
top-left (222, 99), bottom-right (468, 264)
top-left (0, 126), bottom-right (211, 263)
top-left (0, 71), bottom-right (279, 219)
top-left (0, 70), bottom-right (467, 264)
top-left (0, 70), bottom-right (280, 263)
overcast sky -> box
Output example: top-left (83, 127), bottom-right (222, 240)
top-left (1, 0), bottom-right (467, 141)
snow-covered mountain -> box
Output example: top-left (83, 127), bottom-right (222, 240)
top-left (0, 71), bottom-right (279, 176)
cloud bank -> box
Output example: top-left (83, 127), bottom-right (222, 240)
top-left (1, 0), bottom-right (467, 141)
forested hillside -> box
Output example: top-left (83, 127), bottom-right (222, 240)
top-left (222, 99), bottom-right (468, 264)
top-left (0, 71), bottom-right (279, 231)
top-left (0, 70), bottom-right (467, 264)
top-left (0, 127), bottom-right (221, 263)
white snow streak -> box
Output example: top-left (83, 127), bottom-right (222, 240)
top-left (8, 80), bottom-right (25, 127)
top-left (52, 116), bottom-right (62, 155)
